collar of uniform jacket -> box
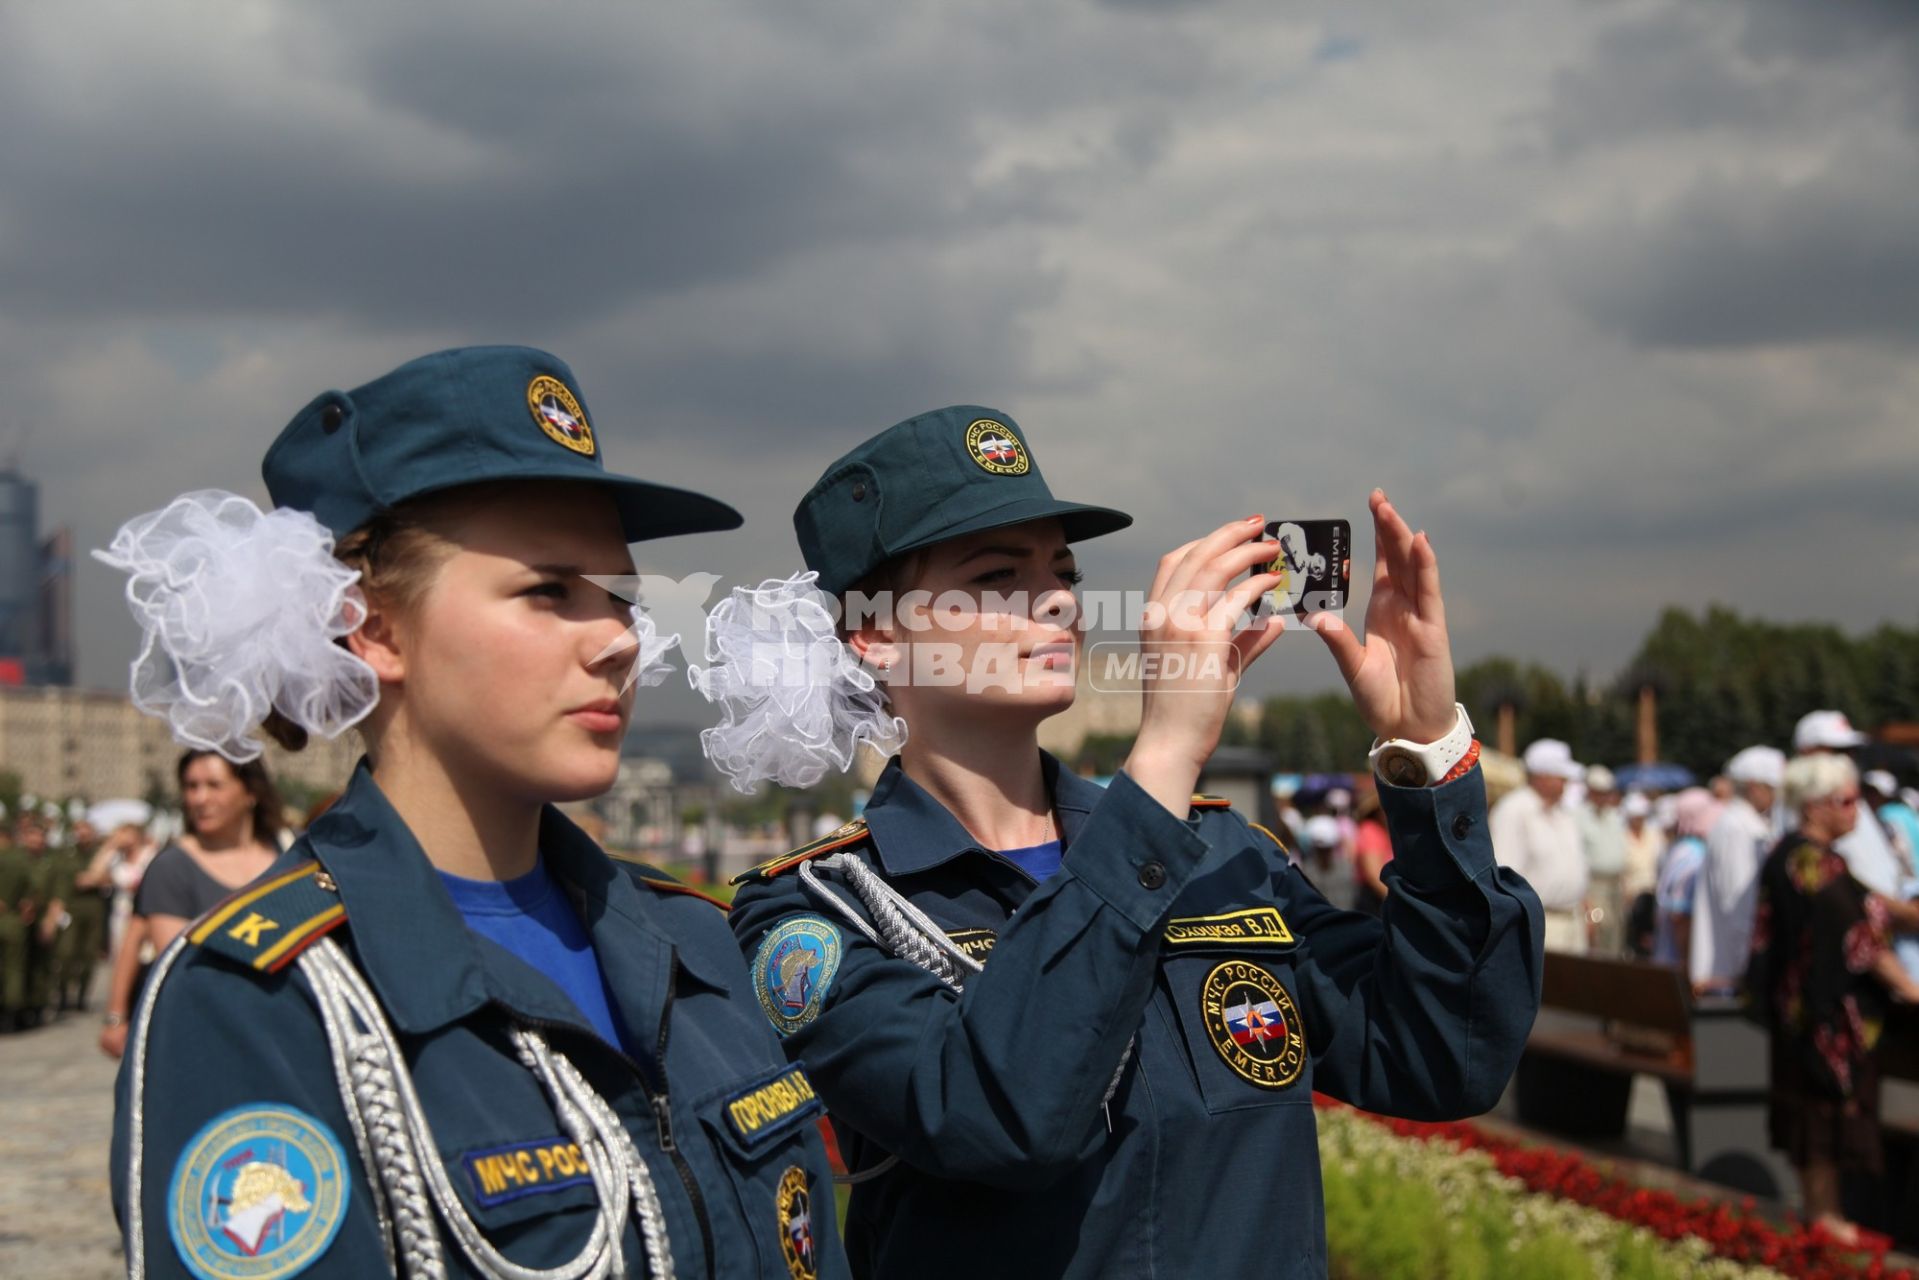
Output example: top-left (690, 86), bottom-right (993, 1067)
top-left (862, 750), bottom-right (1109, 876)
top-left (301, 757), bottom-right (731, 1039)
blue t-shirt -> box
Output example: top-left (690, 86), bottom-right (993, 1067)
top-left (439, 859), bottom-right (628, 1052)
top-left (997, 839), bottom-right (1064, 882)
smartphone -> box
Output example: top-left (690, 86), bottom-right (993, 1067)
top-left (1258, 519), bottom-right (1350, 622)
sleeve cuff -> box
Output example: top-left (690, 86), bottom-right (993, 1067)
top-left (1063, 769), bottom-right (1212, 932)
top-left (1377, 764), bottom-right (1494, 889)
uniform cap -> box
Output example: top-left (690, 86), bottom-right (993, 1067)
top-left (793, 405), bottom-right (1131, 595)
top-left (263, 346), bottom-right (741, 543)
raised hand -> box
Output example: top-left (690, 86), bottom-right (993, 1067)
top-left (1125, 516), bottom-right (1284, 815)
top-left (1309, 490), bottom-right (1457, 744)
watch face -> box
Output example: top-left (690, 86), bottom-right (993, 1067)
top-left (1379, 750), bottom-right (1426, 787)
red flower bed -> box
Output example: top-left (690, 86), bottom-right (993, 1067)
top-left (1315, 1096), bottom-right (1910, 1280)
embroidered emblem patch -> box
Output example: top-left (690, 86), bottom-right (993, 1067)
top-left (964, 419), bottom-right (1029, 475)
top-left (167, 1103), bottom-right (351, 1280)
top-left (944, 928), bottom-right (998, 963)
top-left (526, 375), bottom-right (596, 456)
top-left (1199, 960), bottom-right (1306, 1090)
top-left (776, 1164), bottom-right (818, 1280)
top-left (723, 1065), bottom-right (822, 1151)
top-left (753, 917), bottom-right (843, 1036)
top-left (461, 1137), bottom-right (594, 1208)
top-left (1164, 906), bottom-right (1295, 948)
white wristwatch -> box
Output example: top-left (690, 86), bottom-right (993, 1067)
top-left (1367, 703), bottom-right (1475, 787)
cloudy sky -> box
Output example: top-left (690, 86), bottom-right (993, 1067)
top-left (8, 0), bottom-right (1917, 716)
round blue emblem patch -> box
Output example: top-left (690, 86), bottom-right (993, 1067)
top-left (754, 916), bottom-right (843, 1036)
top-left (167, 1103), bottom-right (351, 1280)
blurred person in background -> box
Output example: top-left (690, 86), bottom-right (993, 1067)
top-left (54, 818), bottom-right (108, 1011)
top-left (102, 823), bottom-right (158, 963)
top-left (1579, 765), bottom-right (1629, 953)
top-left (1351, 789), bottom-right (1392, 918)
top-left (1651, 789), bottom-right (1721, 970)
top-left (1750, 753), bottom-right (1919, 1245)
top-left (1866, 771), bottom-right (1919, 874)
top-left (1491, 738), bottom-right (1587, 952)
top-left (1692, 745), bottom-right (1784, 995)
top-left (1621, 792), bottom-right (1662, 957)
top-left (14, 817), bottom-right (64, 1029)
top-left (98, 750), bottom-right (284, 1057)
top-left (1796, 712), bottom-right (1906, 899)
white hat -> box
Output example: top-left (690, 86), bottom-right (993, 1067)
top-left (1863, 769), bottom-right (1899, 799)
top-left (1302, 815), bottom-right (1343, 850)
top-left (1585, 764), bottom-right (1617, 792)
top-left (1622, 792), bottom-right (1652, 819)
top-left (1794, 709), bottom-right (1868, 751)
top-left (1725, 745), bottom-right (1786, 788)
top-left (1522, 739), bottom-right (1583, 780)
top-left (1904, 787), bottom-right (1919, 812)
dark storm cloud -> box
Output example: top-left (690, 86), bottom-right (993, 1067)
top-left (1539, 8), bottom-right (1805, 153)
top-left (3, 0), bottom-right (1912, 699)
top-left (1552, 147), bottom-right (1919, 348)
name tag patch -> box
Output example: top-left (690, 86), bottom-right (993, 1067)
top-left (1164, 906), bottom-right (1295, 947)
top-left (723, 1065), bottom-right (824, 1151)
top-left (462, 1137), bottom-right (593, 1207)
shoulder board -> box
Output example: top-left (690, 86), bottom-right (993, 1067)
top-left (188, 861), bottom-right (348, 974)
top-left (616, 858), bottom-right (730, 911)
top-left (1247, 821), bottom-right (1292, 856)
top-left (732, 819), bottom-right (871, 885)
top-left (1189, 794), bottom-right (1233, 810)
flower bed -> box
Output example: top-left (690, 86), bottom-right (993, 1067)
top-left (1318, 1098), bottom-right (1911, 1280)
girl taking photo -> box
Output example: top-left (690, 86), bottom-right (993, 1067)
top-left (102, 347), bottom-right (847, 1280)
top-left (703, 404), bottom-right (1544, 1280)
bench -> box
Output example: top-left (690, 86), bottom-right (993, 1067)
top-left (1513, 952), bottom-right (1794, 1199)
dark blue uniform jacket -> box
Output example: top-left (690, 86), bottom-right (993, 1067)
top-left (729, 754), bottom-right (1543, 1279)
top-left (113, 760), bottom-right (847, 1280)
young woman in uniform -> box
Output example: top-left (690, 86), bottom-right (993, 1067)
top-left (703, 404), bottom-right (1544, 1279)
top-left (102, 347), bottom-right (847, 1280)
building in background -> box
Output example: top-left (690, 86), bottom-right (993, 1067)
top-left (0, 686), bottom-right (359, 813)
top-left (0, 469), bottom-right (73, 687)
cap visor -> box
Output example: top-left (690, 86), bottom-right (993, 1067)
top-left (893, 495), bottom-right (1133, 558)
top-left (498, 467), bottom-right (743, 541)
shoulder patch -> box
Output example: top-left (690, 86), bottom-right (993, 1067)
top-left (752, 916), bottom-right (844, 1036)
top-left (616, 858), bottom-right (730, 910)
top-left (732, 820), bottom-right (871, 885)
top-left (167, 1102), bottom-right (351, 1280)
top-left (1190, 794), bottom-right (1233, 810)
top-left (189, 862), bottom-right (347, 974)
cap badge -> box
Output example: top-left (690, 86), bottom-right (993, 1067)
top-left (527, 376), bottom-right (596, 457)
top-left (965, 419), bottom-right (1029, 476)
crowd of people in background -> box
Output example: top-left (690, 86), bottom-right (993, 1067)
top-left (0, 747), bottom-right (297, 1052)
top-left (1493, 707), bottom-right (1919, 1244)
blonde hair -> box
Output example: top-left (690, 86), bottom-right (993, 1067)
top-left (1782, 753), bottom-right (1858, 817)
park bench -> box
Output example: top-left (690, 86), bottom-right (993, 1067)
top-left (1512, 952), bottom-right (1792, 1198)
top-left (1513, 953), bottom-right (1919, 1246)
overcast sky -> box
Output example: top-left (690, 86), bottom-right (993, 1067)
top-left (8, 0), bottom-right (1917, 717)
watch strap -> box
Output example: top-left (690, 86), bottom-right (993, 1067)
top-left (1368, 703), bottom-right (1475, 786)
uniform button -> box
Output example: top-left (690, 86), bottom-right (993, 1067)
top-left (851, 480), bottom-right (867, 502)
top-left (1451, 812), bottom-right (1474, 840)
top-left (321, 404), bottom-right (344, 433)
top-left (1138, 861), bottom-right (1166, 890)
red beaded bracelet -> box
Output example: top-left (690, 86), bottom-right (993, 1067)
top-left (1437, 740), bottom-right (1481, 786)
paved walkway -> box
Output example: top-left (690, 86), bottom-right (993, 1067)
top-left (0, 1005), bottom-right (123, 1279)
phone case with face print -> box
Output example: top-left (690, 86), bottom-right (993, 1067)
top-left (1258, 519), bottom-right (1350, 621)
